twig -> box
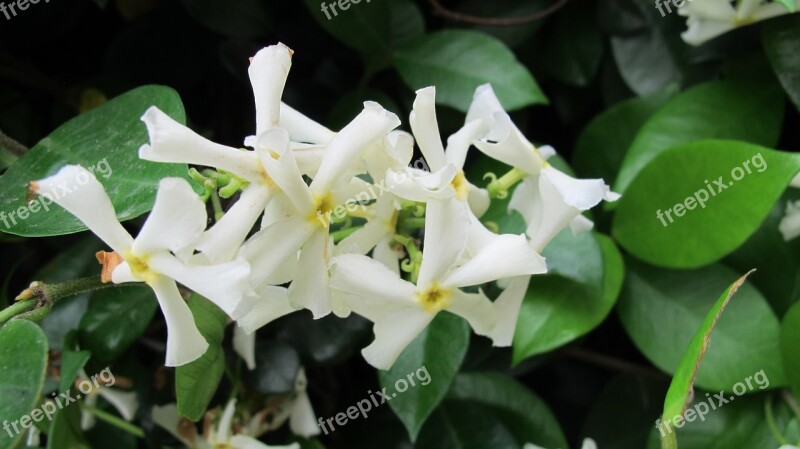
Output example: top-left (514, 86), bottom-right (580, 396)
top-left (0, 129), bottom-right (28, 157)
top-left (427, 0), bottom-right (570, 26)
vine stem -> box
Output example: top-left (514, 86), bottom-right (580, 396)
top-left (427, 0), bottom-right (570, 26)
top-left (79, 403), bottom-right (145, 438)
top-left (2, 276), bottom-right (114, 324)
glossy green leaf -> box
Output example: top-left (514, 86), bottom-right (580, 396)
top-left (0, 320), bottom-right (48, 449)
top-left (416, 402), bottom-right (520, 449)
top-left (618, 260), bottom-right (785, 393)
top-left (378, 312), bottom-right (469, 441)
top-left (176, 294), bottom-right (227, 421)
top-left (512, 231), bottom-right (621, 362)
top-left (764, 14), bottom-right (800, 112)
top-left (659, 271), bottom-right (754, 449)
top-left (447, 372), bottom-right (568, 448)
top-left (394, 30), bottom-right (547, 112)
top-left (614, 80), bottom-right (785, 195)
top-left (78, 286), bottom-right (157, 364)
top-left (781, 300), bottom-right (800, 401)
top-left (572, 86), bottom-right (676, 183)
top-left (613, 142), bottom-right (800, 268)
top-left (0, 85), bottom-right (190, 237)
top-left (303, 0), bottom-right (391, 55)
top-left (48, 404), bottom-right (89, 449)
top-left (542, 1), bottom-right (603, 87)
top-left (59, 331), bottom-right (91, 394)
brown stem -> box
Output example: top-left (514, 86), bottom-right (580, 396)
top-left (427, 0), bottom-right (570, 26)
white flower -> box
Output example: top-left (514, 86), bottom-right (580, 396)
top-left (233, 286), bottom-right (296, 370)
top-left (779, 200), bottom-right (800, 241)
top-left (139, 43), bottom-right (331, 264)
top-left (334, 193), bottom-right (404, 273)
top-left (263, 369), bottom-right (320, 438)
top-left (330, 198), bottom-right (545, 369)
top-left (152, 401), bottom-right (300, 449)
top-left (77, 371), bottom-right (138, 430)
top-left (241, 102), bottom-right (400, 319)
top-left (524, 438), bottom-right (598, 449)
top-left (33, 165), bottom-right (252, 366)
top-left (467, 84), bottom-right (619, 252)
top-left (678, 0), bottom-right (797, 46)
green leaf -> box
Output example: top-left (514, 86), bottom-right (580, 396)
top-left (617, 260), bottom-right (785, 393)
top-left (0, 85), bottom-right (190, 237)
top-left (394, 30), bottom-right (547, 112)
top-left (244, 340), bottom-right (300, 395)
top-left (614, 80), bottom-right (785, 195)
top-left (389, 0), bottom-right (425, 47)
top-left (59, 331), bottom-right (91, 394)
top-left (774, 0), bottom-right (797, 12)
top-left (512, 231), bottom-right (621, 362)
top-left (572, 86), bottom-right (676, 183)
top-left (78, 286), bottom-right (158, 364)
top-left (781, 300), bottom-right (800, 401)
top-left (447, 372), bottom-right (568, 448)
top-left (378, 312), bottom-right (469, 441)
top-left (48, 403), bottom-right (89, 449)
top-left (0, 147), bottom-right (15, 171)
top-left (303, 0), bottom-right (391, 55)
top-left (176, 294), bottom-right (227, 421)
top-left (0, 320), bottom-right (48, 449)
top-left (763, 14), bottom-right (800, 112)
top-left (541, 1), bottom-right (603, 87)
top-left (581, 375), bottom-right (667, 449)
top-left (181, 0), bottom-right (272, 39)
top-left (612, 142), bottom-right (800, 268)
top-left (659, 271), bottom-right (754, 448)
top-left (416, 402), bottom-right (520, 449)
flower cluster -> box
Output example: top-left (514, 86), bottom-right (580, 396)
top-left (679, 0), bottom-right (798, 46)
top-left (32, 43), bottom-right (618, 374)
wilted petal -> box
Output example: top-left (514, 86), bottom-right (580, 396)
top-left (150, 277), bottom-right (208, 367)
top-left (488, 275), bottom-right (531, 347)
top-left (139, 107), bottom-right (262, 183)
top-left (195, 184), bottom-right (272, 263)
top-left (133, 178), bottom-right (207, 255)
top-left (311, 101), bottom-right (400, 191)
top-left (249, 43), bottom-right (292, 136)
top-left (409, 87), bottom-right (447, 171)
top-left (33, 165), bottom-right (133, 254)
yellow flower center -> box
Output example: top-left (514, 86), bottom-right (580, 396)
top-left (311, 191), bottom-right (336, 228)
top-left (124, 250), bottom-right (159, 285)
top-left (451, 171), bottom-right (470, 200)
top-left (416, 284), bottom-right (452, 313)
top-left (214, 444), bottom-right (233, 449)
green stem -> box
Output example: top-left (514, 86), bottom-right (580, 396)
top-left (394, 235), bottom-right (422, 284)
top-left (3, 276), bottom-right (114, 324)
top-left (79, 403), bottom-right (144, 438)
top-left (0, 299), bottom-right (37, 325)
top-left (210, 191), bottom-right (224, 222)
top-left (486, 167), bottom-right (527, 199)
top-left (331, 226), bottom-right (362, 243)
top-left (766, 394), bottom-right (790, 446)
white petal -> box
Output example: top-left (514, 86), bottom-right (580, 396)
top-left (280, 102), bottom-right (335, 145)
top-left (363, 131), bottom-right (414, 182)
top-left (150, 278), bottom-right (208, 367)
top-left (288, 230), bottom-right (331, 318)
top-left (98, 388), bottom-right (139, 421)
top-left (139, 107), bottom-right (262, 183)
top-left (242, 216), bottom-right (315, 288)
top-left (466, 183), bottom-right (490, 218)
top-left (445, 118), bottom-right (489, 170)
top-left (336, 219), bottom-right (391, 256)
top-left (373, 237), bottom-right (402, 275)
top-left (256, 129), bottom-right (315, 215)
top-left (152, 404), bottom-right (193, 446)
top-left (570, 214), bottom-right (595, 235)
top-left (332, 176), bottom-right (377, 206)
top-left (149, 253), bottom-right (253, 319)
top-left (418, 198), bottom-right (470, 288)
top-left (33, 165), bottom-right (133, 254)
top-left (508, 175), bottom-right (539, 226)
top-left (362, 306), bottom-right (434, 370)
top-left (681, 19), bottom-right (735, 46)
top-left (237, 285), bottom-right (296, 333)
top-left (444, 289), bottom-right (497, 336)
top-left (581, 438), bottom-right (598, 449)
top-left (291, 144), bottom-right (325, 177)
top-left (230, 435), bottom-right (299, 449)
top-left (249, 44), bottom-right (292, 136)
top-left (409, 87), bottom-right (447, 171)
top-left (217, 399), bottom-right (237, 443)
top-left (329, 253), bottom-right (417, 317)
top-left (522, 443), bottom-right (547, 449)
top-left (290, 391), bottom-right (320, 437)
top-left (487, 275), bottom-right (531, 347)
top-left (111, 262), bottom-right (139, 284)
top-left (443, 233), bottom-right (546, 288)
top-left (133, 178), bottom-right (207, 255)
top-left (386, 166), bottom-right (456, 203)
top-left (311, 102), bottom-right (400, 191)
top-left (473, 112), bottom-right (542, 174)
top-left (195, 185), bottom-right (271, 263)
top-left (465, 84), bottom-right (505, 124)
top-left (780, 200), bottom-right (800, 241)
top-left (679, 0), bottom-right (735, 19)
top-left (233, 326), bottom-right (256, 370)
